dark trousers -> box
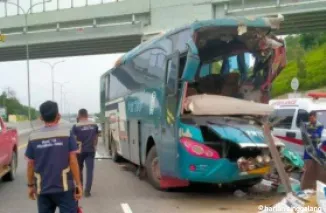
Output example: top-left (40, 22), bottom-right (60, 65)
top-left (37, 190), bottom-right (77, 213)
top-left (78, 152), bottom-right (95, 192)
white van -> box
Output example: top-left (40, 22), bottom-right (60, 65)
top-left (269, 93), bottom-right (326, 157)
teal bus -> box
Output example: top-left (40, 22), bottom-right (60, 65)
top-left (100, 17), bottom-right (287, 190)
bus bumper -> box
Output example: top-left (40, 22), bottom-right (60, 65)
top-left (178, 151), bottom-right (268, 183)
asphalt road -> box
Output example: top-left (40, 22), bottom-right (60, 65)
top-left (0, 133), bottom-right (282, 213)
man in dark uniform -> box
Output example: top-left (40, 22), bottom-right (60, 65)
top-left (301, 111), bottom-right (325, 190)
top-left (25, 101), bottom-right (82, 213)
top-left (72, 109), bottom-right (99, 197)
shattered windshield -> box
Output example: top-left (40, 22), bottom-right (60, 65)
top-left (187, 51), bottom-right (271, 103)
top-left (186, 30), bottom-right (286, 104)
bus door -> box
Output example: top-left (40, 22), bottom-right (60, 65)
top-left (160, 51), bottom-right (180, 177)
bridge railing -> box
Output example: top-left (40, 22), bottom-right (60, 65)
top-left (227, 0), bottom-right (326, 12)
top-left (0, 0), bottom-right (123, 17)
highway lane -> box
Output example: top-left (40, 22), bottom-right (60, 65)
top-left (0, 134), bottom-right (282, 213)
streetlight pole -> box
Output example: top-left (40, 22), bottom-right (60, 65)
top-left (40, 60), bottom-right (65, 101)
top-left (0, 0), bottom-right (52, 120)
top-left (54, 81), bottom-right (69, 113)
top-left (62, 91), bottom-right (71, 118)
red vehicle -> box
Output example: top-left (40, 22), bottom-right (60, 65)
top-left (0, 117), bottom-right (18, 182)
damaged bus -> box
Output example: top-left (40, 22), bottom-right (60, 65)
top-left (100, 17), bottom-right (287, 190)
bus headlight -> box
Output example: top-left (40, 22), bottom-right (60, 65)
top-left (237, 157), bottom-right (246, 164)
top-left (263, 155), bottom-right (271, 164)
top-left (256, 155), bottom-right (263, 164)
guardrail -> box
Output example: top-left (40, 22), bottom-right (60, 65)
top-left (0, 0), bottom-right (123, 18)
top-left (5, 120), bottom-right (42, 130)
top-left (226, 0), bottom-right (326, 13)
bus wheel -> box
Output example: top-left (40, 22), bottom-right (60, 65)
top-left (111, 139), bottom-right (121, 163)
top-left (145, 146), bottom-right (162, 190)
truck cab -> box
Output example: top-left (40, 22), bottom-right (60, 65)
top-left (0, 117), bottom-right (18, 182)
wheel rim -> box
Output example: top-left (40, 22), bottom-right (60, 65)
top-left (151, 157), bottom-right (161, 181)
top-left (11, 154), bottom-right (17, 177)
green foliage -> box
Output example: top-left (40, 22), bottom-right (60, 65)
top-left (0, 90), bottom-right (38, 121)
top-left (299, 32), bottom-right (326, 50)
top-left (212, 61), bottom-right (222, 74)
top-left (272, 43), bottom-right (326, 97)
top-left (285, 35), bottom-right (300, 61)
top-left (272, 32), bottom-right (326, 97)
top-left (295, 46), bottom-right (307, 78)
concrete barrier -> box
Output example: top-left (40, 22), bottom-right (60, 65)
top-left (6, 119), bottom-right (69, 135)
top-left (5, 120), bottom-right (43, 135)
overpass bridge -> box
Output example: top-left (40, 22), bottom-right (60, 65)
top-left (0, 0), bottom-right (325, 62)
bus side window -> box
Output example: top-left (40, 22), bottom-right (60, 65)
top-left (166, 60), bottom-right (177, 94)
top-left (296, 109), bottom-right (309, 127)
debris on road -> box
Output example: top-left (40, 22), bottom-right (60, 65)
top-left (258, 190), bottom-right (320, 213)
top-left (234, 189), bottom-right (247, 198)
top-left (258, 181), bottom-right (326, 213)
top-left (249, 179), bottom-right (274, 193)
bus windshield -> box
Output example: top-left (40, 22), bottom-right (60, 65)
top-left (185, 29), bottom-right (286, 104)
top-left (187, 51), bottom-right (273, 103)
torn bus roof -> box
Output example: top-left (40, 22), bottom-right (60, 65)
top-left (191, 15), bottom-right (284, 32)
top-left (118, 16), bottom-right (284, 66)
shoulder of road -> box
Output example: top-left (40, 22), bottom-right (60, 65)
top-left (5, 119), bottom-right (70, 136)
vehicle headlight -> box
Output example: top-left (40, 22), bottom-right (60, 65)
top-left (237, 157), bottom-right (246, 164)
top-left (263, 155), bottom-right (271, 164)
top-left (248, 164), bottom-right (256, 170)
top-left (256, 155), bottom-right (263, 163)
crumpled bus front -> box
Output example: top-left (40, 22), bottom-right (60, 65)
top-left (176, 17), bottom-right (287, 184)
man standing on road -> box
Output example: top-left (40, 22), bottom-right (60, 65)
top-left (72, 109), bottom-right (99, 197)
top-left (301, 111), bottom-right (325, 190)
top-left (25, 100), bottom-right (82, 213)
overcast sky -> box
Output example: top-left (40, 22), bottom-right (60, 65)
top-left (0, 0), bottom-right (287, 114)
top-left (0, 0), bottom-right (123, 114)
top-left (0, 54), bottom-right (123, 114)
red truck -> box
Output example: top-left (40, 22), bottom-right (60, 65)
top-left (0, 117), bottom-right (18, 182)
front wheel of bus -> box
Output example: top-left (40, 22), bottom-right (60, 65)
top-left (145, 146), bottom-right (162, 190)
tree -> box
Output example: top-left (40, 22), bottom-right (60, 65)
top-left (295, 46), bottom-right (307, 78)
top-left (299, 33), bottom-right (318, 50)
top-left (324, 45), bottom-right (326, 67)
top-left (299, 32), bottom-right (326, 51)
top-left (7, 88), bottom-right (16, 98)
top-left (285, 35), bottom-right (300, 61)
top-left (212, 61), bottom-right (222, 74)
top-left (0, 88), bottom-right (38, 120)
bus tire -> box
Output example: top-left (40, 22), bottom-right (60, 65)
top-left (2, 151), bottom-right (17, 182)
top-left (145, 146), bottom-right (162, 190)
top-left (111, 137), bottom-right (121, 163)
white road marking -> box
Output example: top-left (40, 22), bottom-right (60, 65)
top-left (18, 143), bottom-right (27, 150)
top-left (121, 203), bottom-right (133, 213)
